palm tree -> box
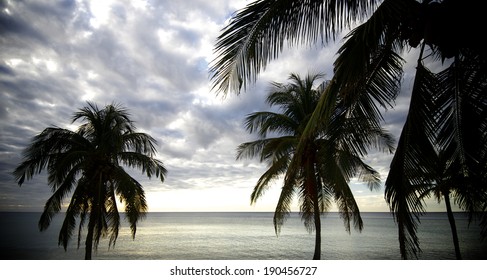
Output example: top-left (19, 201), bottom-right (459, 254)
top-left (385, 48), bottom-right (487, 259)
top-left (210, 0), bottom-right (487, 259)
top-left (236, 72), bottom-right (394, 259)
top-left (13, 102), bottom-right (167, 260)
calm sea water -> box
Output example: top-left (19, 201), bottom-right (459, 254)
top-left (0, 212), bottom-right (485, 260)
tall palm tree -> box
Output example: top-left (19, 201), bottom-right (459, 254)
top-left (13, 102), bottom-right (167, 260)
top-left (210, 0), bottom-right (487, 259)
top-left (236, 72), bottom-right (394, 259)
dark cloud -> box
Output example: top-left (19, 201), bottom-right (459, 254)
top-left (0, 9), bottom-right (44, 43)
top-left (0, 64), bottom-right (15, 76)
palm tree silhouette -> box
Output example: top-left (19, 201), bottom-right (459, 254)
top-left (210, 0), bottom-right (487, 259)
top-left (385, 53), bottom-right (487, 259)
top-left (13, 102), bottom-right (167, 260)
top-left (237, 72), bottom-right (394, 259)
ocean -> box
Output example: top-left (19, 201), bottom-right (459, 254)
top-left (0, 212), bottom-right (486, 260)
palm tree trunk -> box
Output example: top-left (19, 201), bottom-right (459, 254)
top-left (85, 173), bottom-right (103, 260)
top-left (312, 192), bottom-right (321, 260)
top-left (306, 153), bottom-right (321, 260)
top-left (397, 218), bottom-right (408, 260)
top-left (444, 191), bottom-right (462, 259)
top-left (85, 219), bottom-right (94, 260)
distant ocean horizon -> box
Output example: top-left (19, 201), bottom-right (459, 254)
top-left (1, 211), bottom-right (486, 260)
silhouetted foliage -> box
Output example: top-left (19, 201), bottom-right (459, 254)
top-left (212, 0), bottom-right (487, 259)
top-left (13, 102), bottom-right (167, 259)
top-left (237, 72), bottom-right (394, 259)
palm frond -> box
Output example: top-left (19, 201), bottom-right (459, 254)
top-left (251, 155), bottom-right (290, 204)
top-left (106, 182), bottom-right (121, 248)
top-left (210, 0), bottom-right (381, 95)
top-left (297, 184), bottom-right (316, 233)
top-left (333, 179), bottom-right (364, 233)
top-left (244, 111), bottom-right (297, 137)
top-left (38, 166), bottom-right (82, 231)
top-left (236, 139), bottom-right (269, 161)
top-left (112, 166), bottom-right (148, 238)
top-left (117, 151), bottom-right (167, 182)
top-left (431, 52), bottom-right (487, 237)
top-left (236, 136), bottom-right (295, 163)
top-left (385, 60), bottom-right (439, 259)
top-left (13, 127), bottom-right (80, 186)
top-left (315, 143), bottom-right (365, 232)
top-left (274, 166), bottom-right (298, 235)
top-left (121, 132), bottom-right (159, 155)
top-left (58, 180), bottom-right (89, 250)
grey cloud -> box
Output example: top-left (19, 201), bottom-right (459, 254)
top-left (0, 9), bottom-right (45, 44)
top-left (1, 0), bottom-right (399, 212)
top-left (1, 0), bottom-right (254, 211)
top-left (0, 64), bottom-right (15, 76)
top-left (0, 156), bottom-right (18, 181)
top-left (0, 0), bottom-right (81, 50)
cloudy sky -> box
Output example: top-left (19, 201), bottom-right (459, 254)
top-left (0, 0), bottom-right (452, 213)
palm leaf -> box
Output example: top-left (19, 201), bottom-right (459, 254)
top-left (385, 59), bottom-right (439, 259)
top-left (210, 0), bottom-right (382, 95)
top-left (112, 166), bottom-right (148, 238)
top-left (251, 155), bottom-right (290, 204)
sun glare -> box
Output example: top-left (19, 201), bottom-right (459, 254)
top-left (88, 0), bottom-right (114, 28)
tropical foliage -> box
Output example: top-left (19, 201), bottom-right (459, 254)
top-left (210, 0), bottom-right (487, 259)
top-left (13, 102), bottom-right (167, 259)
top-left (236, 72), bottom-right (394, 259)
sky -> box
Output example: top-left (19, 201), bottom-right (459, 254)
top-left (0, 0), bottom-right (454, 213)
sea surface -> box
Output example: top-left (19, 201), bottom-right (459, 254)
top-left (0, 212), bottom-right (486, 260)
